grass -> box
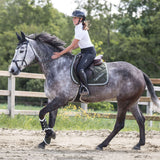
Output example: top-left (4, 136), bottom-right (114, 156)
top-left (0, 104), bottom-right (160, 131)
top-left (0, 104), bottom-right (41, 110)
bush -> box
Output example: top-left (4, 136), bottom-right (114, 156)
top-left (88, 102), bottom-right (114, 111)
top-left (26, 79), bottom-right (44, 92)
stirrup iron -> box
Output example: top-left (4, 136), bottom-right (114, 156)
top-left (80, 85), bottom-right (89, 96)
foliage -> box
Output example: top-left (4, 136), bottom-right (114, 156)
top-left (26, 79), bottom-right (44, 92)
top-left (92, 40), bottom-right (104, 56)
top-left (0, 0), bottom-right (160, 104)
top-left (112, 0), bottom-right (160, 77)
top-left (76, 0), bottom-right (160, 77)
top-left (88, 102), bottom-right (114, 111)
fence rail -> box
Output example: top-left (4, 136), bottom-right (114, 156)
top-left (0, 70), bottom-right (160, 121)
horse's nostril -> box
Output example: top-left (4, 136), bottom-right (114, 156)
top-left (11, 68), bottom-right (14, 73)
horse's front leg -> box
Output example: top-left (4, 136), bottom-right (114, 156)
top-left (48, 110), bottom-right (58, 138)
top-left (38, 110), bottom-right (58, 149)
top-left (38, 96), bottom-right (67, 149)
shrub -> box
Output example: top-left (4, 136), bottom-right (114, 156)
top-left (88, 102), bottom-right (114, 111)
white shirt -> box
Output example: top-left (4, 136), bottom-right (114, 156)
top-left (74, 23), bottom-right (93, 49)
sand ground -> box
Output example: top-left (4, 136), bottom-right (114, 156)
top-left (0, 128), bottom-right (160, 160)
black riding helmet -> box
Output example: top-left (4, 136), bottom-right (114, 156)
top-left (72, 10), bottom-right (86, 21)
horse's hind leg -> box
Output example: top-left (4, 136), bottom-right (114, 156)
top-left (96, 101), bottom-right (127, 150)
top-left (129, 102), bottom-right (145, 150)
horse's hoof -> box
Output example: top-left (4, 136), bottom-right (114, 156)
top-left (38, 141), bottom-right (46, 149)
top-left (45, 129), bottom-right (56, 139)
top-left (50, 131), bottom-right (56, 139)
top-left (133, 145), bottom-right (140, 150)
top-left (95, 146), bottom-right (103, 151)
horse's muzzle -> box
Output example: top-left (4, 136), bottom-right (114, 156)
top-left (9, 65), bottom-right (20, 75)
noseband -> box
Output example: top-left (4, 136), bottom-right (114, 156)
top-left (12, 40), bottom-right (37, 72)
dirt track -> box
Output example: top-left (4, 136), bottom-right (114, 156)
top-left (0, 128), bottom-right (160, 160)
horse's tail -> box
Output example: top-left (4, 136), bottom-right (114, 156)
top-left (143, 72), bottom-right (160, 112)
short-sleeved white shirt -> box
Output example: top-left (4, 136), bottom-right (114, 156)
top-left (74, 23), bottom-right (93, 49)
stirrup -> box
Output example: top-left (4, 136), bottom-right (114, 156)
top-left (80, 85), bottom-right (89, 96)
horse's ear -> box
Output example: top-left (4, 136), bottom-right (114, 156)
top-left (21, 31), bottom-right (26, 41)
top-left (16, 32), bottom-right (21, 41)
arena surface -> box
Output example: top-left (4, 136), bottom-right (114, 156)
top-left (0, 128), bottom-right (160, 160)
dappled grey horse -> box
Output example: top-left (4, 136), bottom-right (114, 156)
top-left (9, 32), bottom-right (160, 150)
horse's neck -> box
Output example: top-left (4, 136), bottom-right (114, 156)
top-left (35, 47), bottom-right (73, 77)
top-left (30, 40), bottom-right (74, 77)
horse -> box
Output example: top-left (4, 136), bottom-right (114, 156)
top-left (9, 31), bottom-right (160, 150)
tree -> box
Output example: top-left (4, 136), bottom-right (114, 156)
top-left (0, 0), bottom-right (73, 71)
top-left (75, 0), bottom-right (115, 59)
top-left (0, 0), bottom-right (74, 105)
top-left (111, 0), bottom-right (160, 77)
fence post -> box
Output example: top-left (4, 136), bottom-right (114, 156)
top-left (146, 90), bottom-right (153, 127)
top-left (8, 73), bottom-right (15, 118)
top-left (81, 103), bottom-right (88, 111)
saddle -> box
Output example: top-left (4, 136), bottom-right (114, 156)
top-left (71, 54), bottom-right (109, 86)
top-left (93, 55), bottom-right (104, 66)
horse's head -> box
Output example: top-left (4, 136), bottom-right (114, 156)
top-left (9, 32), bottom-right (36, 75)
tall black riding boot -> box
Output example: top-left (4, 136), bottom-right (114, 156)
top-left (79, 69), bottom-right (89, 96)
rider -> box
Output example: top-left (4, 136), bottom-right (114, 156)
top-left (51, 10), bottom-right (96, 96)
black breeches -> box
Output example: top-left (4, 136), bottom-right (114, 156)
top-left (76, 47), bottom-right (96, 86)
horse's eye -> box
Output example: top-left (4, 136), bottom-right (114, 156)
top-left (20, 50), bottom-right (24, 53)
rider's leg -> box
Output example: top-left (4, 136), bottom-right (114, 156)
top-left (78, 69), bottom-right (89, 95)
top-left (77, 51), bottom-right (96, 96)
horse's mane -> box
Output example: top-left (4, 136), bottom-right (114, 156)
top-left (28, 32), bottom-right (66, 51)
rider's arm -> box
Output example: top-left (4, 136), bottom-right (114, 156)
top-left (69, 43), bottom-right (79, 53)
top-left (51, 39), bottom-right (79, 59)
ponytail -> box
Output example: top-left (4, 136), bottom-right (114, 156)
top-left (82, 21), bottom-right (89, 30)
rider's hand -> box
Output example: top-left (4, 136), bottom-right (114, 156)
top-left (51, 52), bottom-right (61, 59)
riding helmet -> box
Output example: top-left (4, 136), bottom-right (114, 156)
top-left (72, 10), bottom-right (85, 21)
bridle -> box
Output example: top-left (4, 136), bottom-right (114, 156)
top-left (12, 40), bottom-right (37, 72)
